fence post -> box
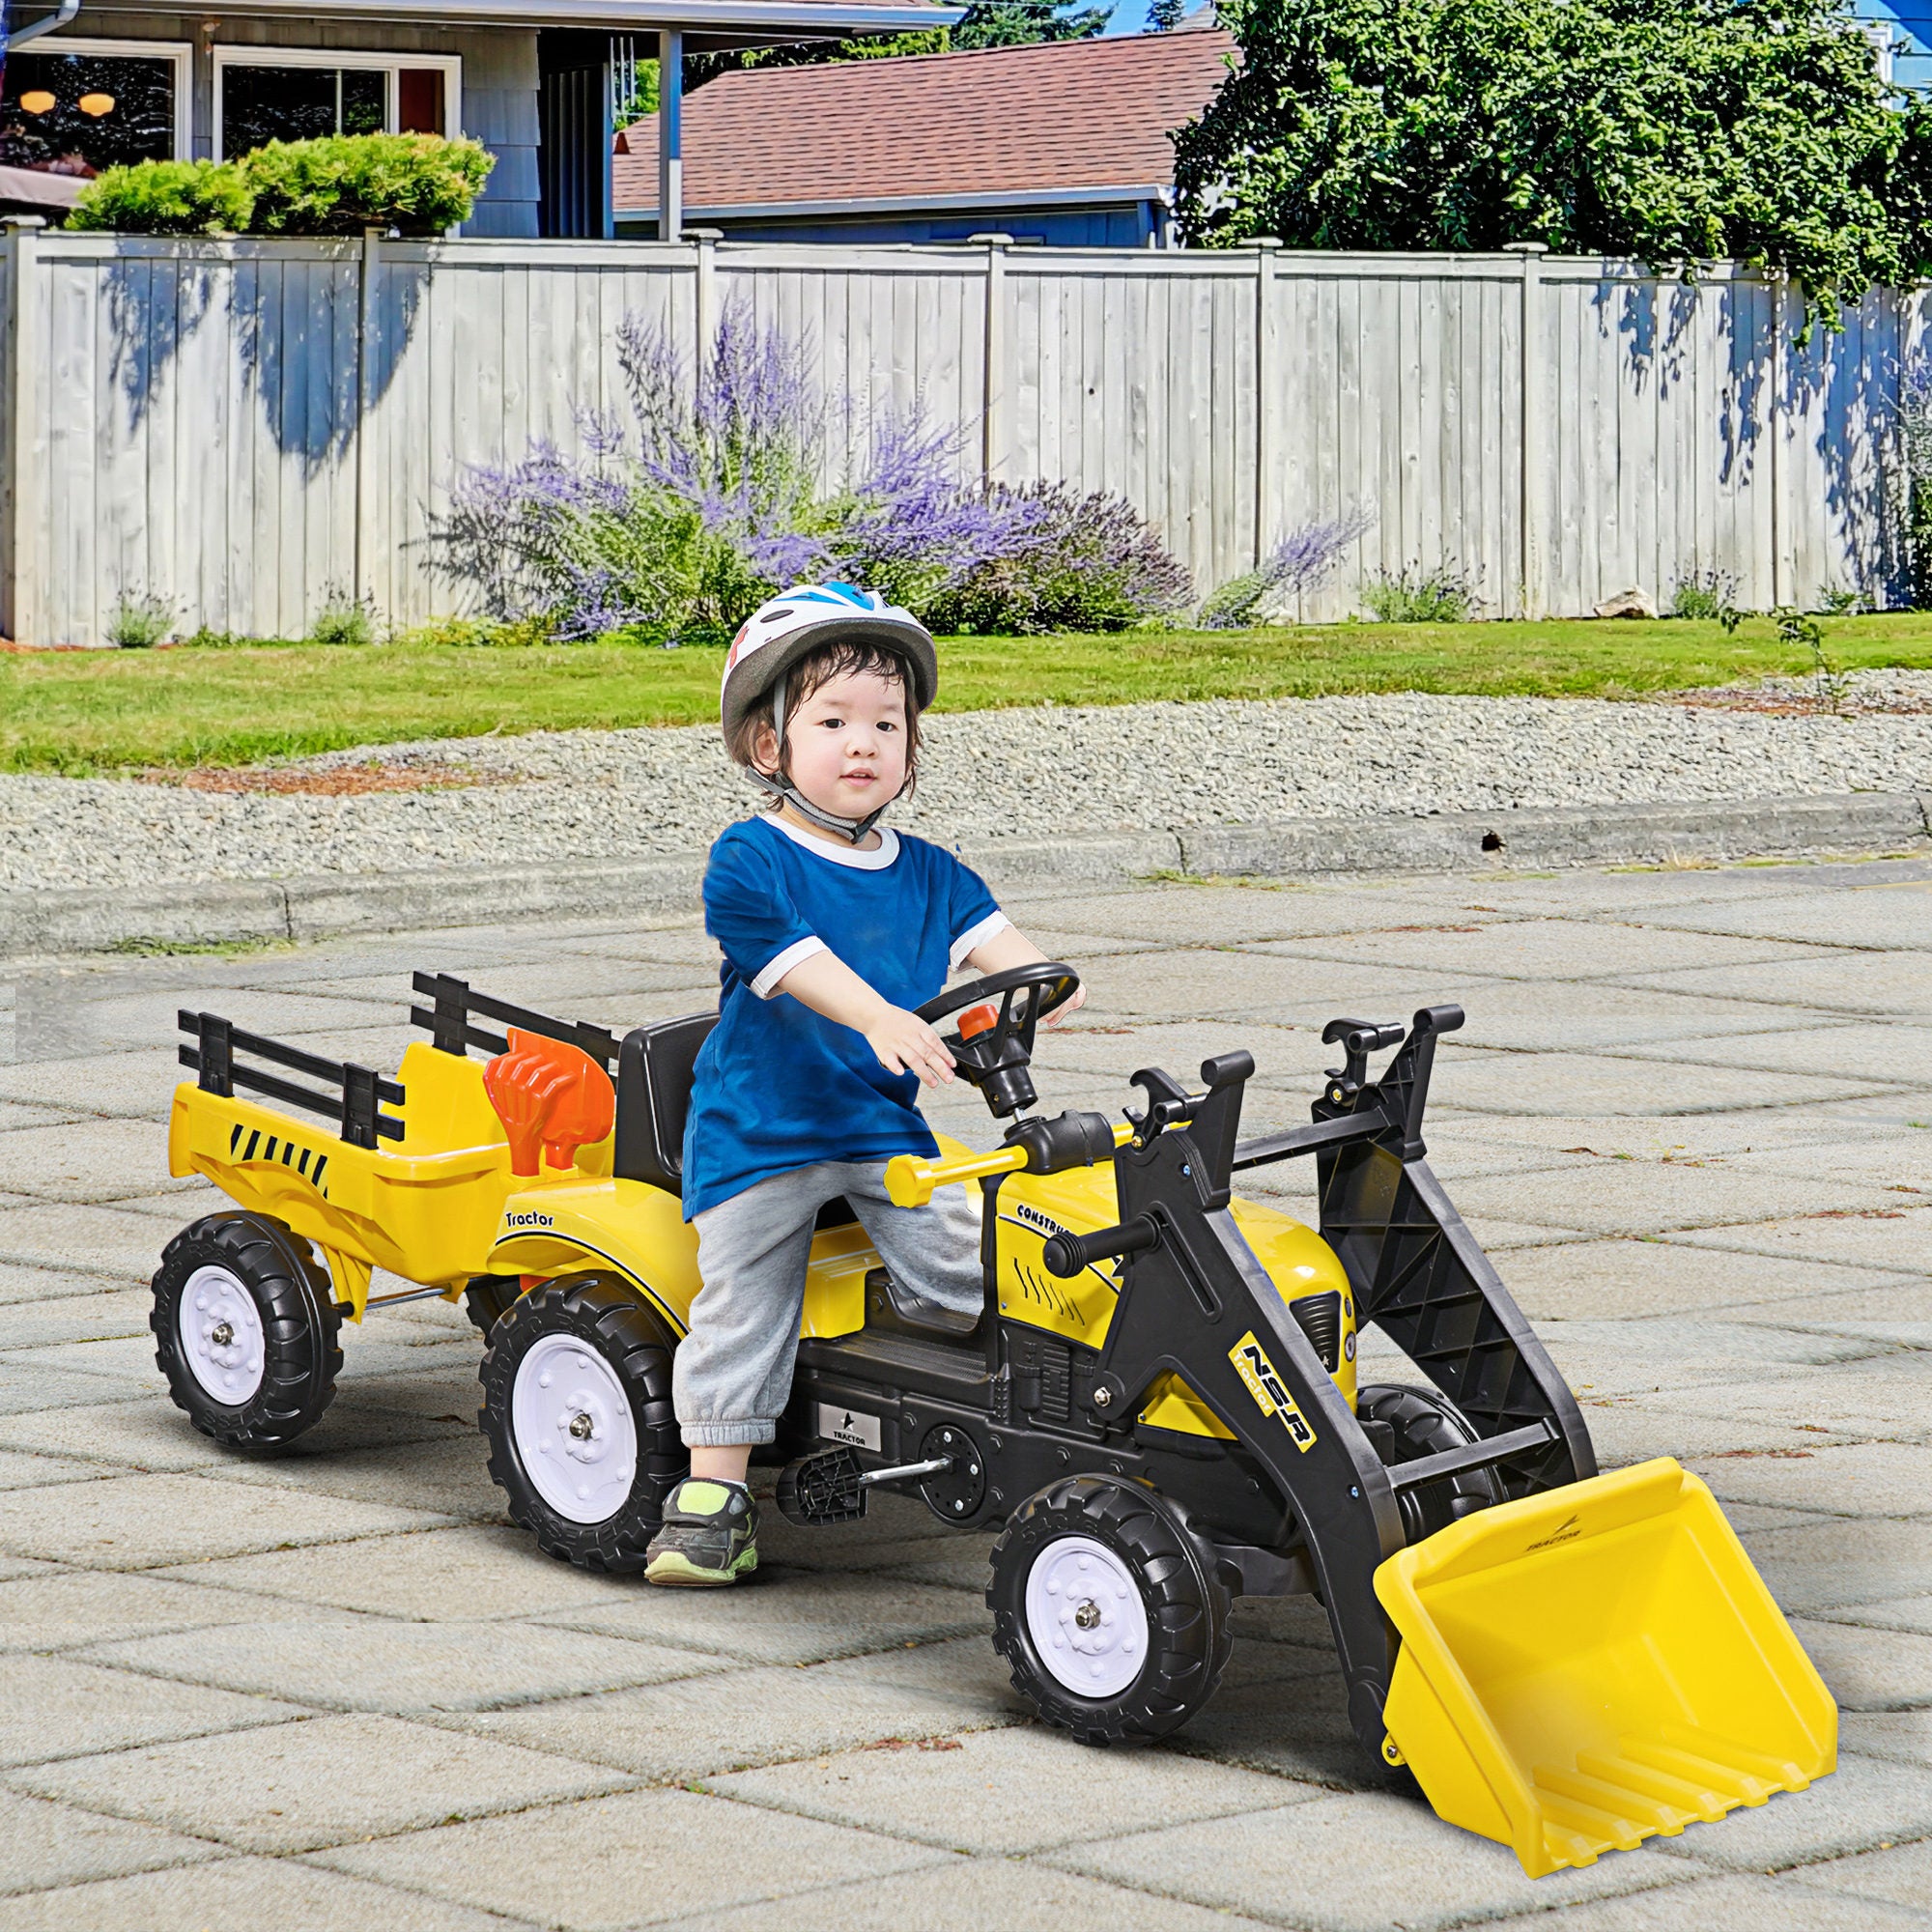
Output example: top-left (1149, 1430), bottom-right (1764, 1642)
top-left (1252, 237), bottom-right (1281, 570)
top-left (1508, 242), bottom-right (1548, 620)
top-left (2, 217), bottom-right (44, 646)
top-left (970, 232), bottom-right (1011, 490)
top-left (1769, 273), bottom-right (1787, 611)
top-left (353, 226), bottom-right (381, 623)
top-left (689, 225), bottom-right (721, 366)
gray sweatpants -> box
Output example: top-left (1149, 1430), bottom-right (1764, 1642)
top-left (675, 1160), bottom-right (983, 1447)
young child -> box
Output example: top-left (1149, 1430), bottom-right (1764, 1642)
top-left (645, 582), bottom-right (1081, 1587)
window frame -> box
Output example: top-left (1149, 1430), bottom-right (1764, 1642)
top-left (211, 46), bottom-right (463, 158)
top-left (10, 35), bottom-right (194, 163)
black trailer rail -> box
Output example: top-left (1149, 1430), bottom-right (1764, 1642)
top-left (410, 972), bottom-right (620, 1070)
top-left (178, 1011), bottom-right (405, 1150)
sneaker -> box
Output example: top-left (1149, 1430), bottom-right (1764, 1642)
top-left (645, 1477), bottom-right (758, 1587)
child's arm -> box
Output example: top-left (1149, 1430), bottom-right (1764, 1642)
top-left (962, 923), bottom-right (1089, 1024)
top-left (770, 921), bottom-right (1087, 1085)
top-left (771, 950), bottom-right (959, 1088)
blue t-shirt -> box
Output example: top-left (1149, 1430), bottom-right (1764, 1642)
top-left (680, 813), bottom-right (1006, 1218)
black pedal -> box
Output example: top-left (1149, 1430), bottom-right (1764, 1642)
top-left (775, 1447), bottom-right (868, 1526)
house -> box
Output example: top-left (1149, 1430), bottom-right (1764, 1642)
top-left (0, 0), bottom-right (957, 235)
top-left (611, 25), bottom-right (1236, 246)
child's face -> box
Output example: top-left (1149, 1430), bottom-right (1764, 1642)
top-left (758, 665), bottom-right (910, 824)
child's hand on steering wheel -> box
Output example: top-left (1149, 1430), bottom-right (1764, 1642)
top-left (866, 1006), bottom-right (957, 1087)
top-left (1041, 983), bottom-right (1086, 1028)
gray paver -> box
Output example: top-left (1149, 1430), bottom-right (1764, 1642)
top-left (1646, 1750), bottom-right (1932, 1871)
top-left (452, 1658), bottom-right (1017, 1781)
top-left (13, 1712), bottom-right (633, 1854)
top-left (0, 1472), bottom-right (453, 1569)
top-left (1796, 1834), bottom-right (1932, 1911)
top-left (648, 1861), bottom-right (1284, 1932)
top-left (316, 1785), bottom-right (943, 1931)
top-left (710, 1722), bottom-right (1313, 1855)
top-left (0, 1652), bottom-right (300, 1766)
top-left (538, 1569), bottom-right (989, 1666)
top-left (4, 856), bottom-right (1931, 1931)
top-left (1495, 1239), bottom-right (1897, 1322)
top-left (1787, 1619), bottom-right (1932, 1710)
top-left (0, 1388), bottom-right (459, 1472)
top-left (79, 1616), bottom-right (732, 1714)
top-left (1687, 1443), bottom-right (1932, 1520)
top-left (0, 1787), bottom-right (220, 1899)
top-left (1475, 1869), bottom-right (1932, 1930)
top-left (0, 1857), bottom-right (534, 1930)
top-left (1044, 1792), bottom-right (1697, 1932)
top-left (0, 1571), bottom-right (309, 1652)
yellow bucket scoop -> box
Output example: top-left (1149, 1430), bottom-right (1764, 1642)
top-left (1375, 1457), bottom-right (1836, 1877)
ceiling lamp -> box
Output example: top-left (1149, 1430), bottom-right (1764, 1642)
top-left (78, 92), bottom-right (117, 117)
top-left (18, 90), bottom-right (56, 114)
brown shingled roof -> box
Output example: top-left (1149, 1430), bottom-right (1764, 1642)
top-left (613, 28), bottom-right (1235, 214)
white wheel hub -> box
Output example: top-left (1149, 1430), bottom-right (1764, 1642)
top-left (1026, 1534), bottom-right (1150, 1698)
top-left (512, 1332), bottom-right (637, 1524)
top-left (177, 1264), bottom-right (267, 1406)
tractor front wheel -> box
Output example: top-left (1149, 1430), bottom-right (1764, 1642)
top-left (479, 1273), bottom-right (685, 1573)
top-left (987, 1475), bottom-right (1231, 1746)
top-left (151, 1211), bottom-right (342, 1449)
top-left (1358, 1381), bottom-right (1504, 1543)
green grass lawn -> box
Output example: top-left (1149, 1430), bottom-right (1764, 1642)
top-left (7, 613), bottom-right (1932, 775)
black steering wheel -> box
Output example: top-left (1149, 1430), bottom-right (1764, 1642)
top-left (916, 961), bottom-right (1081, 1119)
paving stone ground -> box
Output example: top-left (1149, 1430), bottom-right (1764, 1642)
top-left (0, 855), bottom-right (1928, 1930)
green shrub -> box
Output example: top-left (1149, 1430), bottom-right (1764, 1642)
top-left (1670, 572), bottom-right (1737, 622)
top-left (1361, 565), bottom-right (1475, 624)
top-left (244, 133), bottom-right (494, 238)
top-left (68, 160), bottom-right (254, 237)
top-left (307, 592), bottom-right (377, 646)
top-left (106, 593), bottom-right (176, 648)
top-left (66, 133), bottom-right (492, 238)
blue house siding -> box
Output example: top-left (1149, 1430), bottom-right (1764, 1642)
top-left (1856, 0), bottom-right (1932, 87)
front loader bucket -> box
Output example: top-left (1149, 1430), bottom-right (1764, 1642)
top-left (1375, 1458), bottom-right (1835, 1878)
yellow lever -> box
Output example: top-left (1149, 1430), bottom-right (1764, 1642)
top-left (885, 1122), bottom-right (1132, 1208)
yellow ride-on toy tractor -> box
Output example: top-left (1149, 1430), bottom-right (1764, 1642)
top-left (155, 963), bottom-right (1834, 1878)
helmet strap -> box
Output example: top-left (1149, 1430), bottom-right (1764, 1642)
top-left (750, 665), bottom-right (901, 845)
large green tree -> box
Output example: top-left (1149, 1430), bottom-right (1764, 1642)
top-left (1173, 0), bottom-right (1932, 323)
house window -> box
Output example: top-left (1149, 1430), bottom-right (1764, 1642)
top-left (212, 50), bottom-right (460, 160)
top-left (0, 39), bottom-right (190, 181)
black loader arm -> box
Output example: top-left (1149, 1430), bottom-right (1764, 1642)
top-left (1307, 1006), bottom-right (1596, 1499)
top-left (1079, 1056), bottom-right (1409, 1749)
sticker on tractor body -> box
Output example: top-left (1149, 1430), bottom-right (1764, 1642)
top-left (817, 1403), bottom-right (882, 1452)
top-left (1230, 1331), bottom-right (1318, 1451)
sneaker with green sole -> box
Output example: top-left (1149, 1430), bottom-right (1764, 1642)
top-left (645, 1477), bottom-right (758, 1586)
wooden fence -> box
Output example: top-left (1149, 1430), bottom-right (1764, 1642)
top-left (2, 225), bottom-right (1924, 645)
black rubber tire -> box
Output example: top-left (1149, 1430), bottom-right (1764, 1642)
top-left (1358, 1381), bottom-right (1503, 1543)
top-left (987, 1475), bottom-right (1232, 1746)
top-left (464, 1274), bottom-right (524, 1338)
top-left (479, 1272), bottom-right (685, 1573)
top-left (150, 1211), bottom-right (343, 1449)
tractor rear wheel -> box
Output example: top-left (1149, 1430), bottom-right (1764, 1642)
top-left (1358, 1381), bottom-right (1504, 1543)
top-left (151, 1211), bottom-right (342, 1448)
top-left (479, 1272), bottom-right (685, 1573)
top-left (987, 1475), bottom-right (1231, 1746)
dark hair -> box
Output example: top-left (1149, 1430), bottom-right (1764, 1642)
top-left (727, 636), bottom-right (924, 796)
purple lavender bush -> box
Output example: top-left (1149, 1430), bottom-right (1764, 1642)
top-left (922, 481), bottom-right (1193, 635)
top-left (1197, 512), bottom-right (1373, 629)
top-left (440, 303), bottom-right (1188, 641)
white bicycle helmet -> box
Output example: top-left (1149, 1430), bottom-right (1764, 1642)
top-left (721, 582), bottom-right (938, 842)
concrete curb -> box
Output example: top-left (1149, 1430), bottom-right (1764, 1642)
top-left (4, 792), bottom-right (1928, 958)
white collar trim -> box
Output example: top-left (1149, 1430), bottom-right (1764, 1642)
top-left (760, 811), bottom-right (901, 870)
